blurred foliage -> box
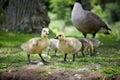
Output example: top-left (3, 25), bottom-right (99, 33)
top-left (90, 0), bottom-right (120, 23)
top-left (49, 0), bottom-right (74, 25)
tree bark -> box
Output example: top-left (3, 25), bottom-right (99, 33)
top-left (1, 0), bottom-right (50, 33)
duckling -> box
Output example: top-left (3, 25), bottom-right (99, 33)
top-left (47, 38), bottom-right (59, 56)
top-left (72, 0), bottom-right (111, 38)
top-left (55, 32), bottom-right (82, 62)
top-left (21, 28), bottom-right (50, 64)
top-left (78, 38), bottom-right (94, 56)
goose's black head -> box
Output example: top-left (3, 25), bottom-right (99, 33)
top-left (75, 0), bottom-right (81, 3)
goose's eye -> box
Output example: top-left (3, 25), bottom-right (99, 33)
top-left (59, 35), bottom-right (62, 37)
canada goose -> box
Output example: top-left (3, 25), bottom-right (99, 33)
top-left (21, 28), bottom-right (50, 64)
top-left (55, 32), bottom-right (82, 62)
top-left (78, 38), bottom-right (94, 56)
top-left (47, 38), bottom-right (59, 56)
top-left (71, 0), bottom-right (111, 38)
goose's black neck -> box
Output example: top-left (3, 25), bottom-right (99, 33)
top-left (75, 0), bottom-right (81, 3)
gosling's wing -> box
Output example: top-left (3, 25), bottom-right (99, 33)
top-left (65, 38), bottom-right (73, 48)
top-left (29, 37), bottom-right (42, 46)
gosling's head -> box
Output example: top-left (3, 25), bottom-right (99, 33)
top-left (55, 32), bottom-right (65, 41)
top-left (41, 28), bottom-right (49, 38)
top-left (89, 38), bottom-right (101, 47)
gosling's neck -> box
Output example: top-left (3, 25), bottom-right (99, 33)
top-left (41, 35), bottom-right (48, 39)
top-left (59, 38), bottom-right (65, 42)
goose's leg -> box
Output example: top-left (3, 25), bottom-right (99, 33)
top-left (39, 54), bottom-right (47, 63)
top-left (72, 54), bottom-right (76, 62)
top-left (64, 53), bottom-right (67, 61)
top-left (93, 33), bottom-right (96, 38)
top-left (83, 33), bottom-right (87, 38)
top-left (27, 54), bottom-right (31, 64)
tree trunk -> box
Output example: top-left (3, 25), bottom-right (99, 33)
top-left (1, 0), bottom-right (50, 33)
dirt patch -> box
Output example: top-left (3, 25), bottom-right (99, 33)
top-left (0, 65), bottom-right (119, 80)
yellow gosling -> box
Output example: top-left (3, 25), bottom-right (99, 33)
top-left (21, 28), bottom-right (50, 64)
top-left (55, 32), bottom-right (82, 62)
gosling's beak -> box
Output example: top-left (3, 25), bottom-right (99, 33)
top-left (46, 32), bottom-right (49, 35)
top-left (54, 36), bottom-right (58, 39)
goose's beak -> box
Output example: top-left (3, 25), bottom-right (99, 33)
top-left (46, 32), bottom-right (49, 35)
top-left (54, 36), bottom-right (58, 39)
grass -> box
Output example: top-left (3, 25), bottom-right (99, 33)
top-left (0, 30), bottom-right (120, 77)
top-left (101, 66), bottom-right (120, 76)
top-left (36, 69), bottom-right (47, 74)
top-left (0, 30), bottom-right (55, 47)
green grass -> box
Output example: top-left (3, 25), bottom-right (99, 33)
top-left (0, 30), bottom-right (55, 47)
top-left (101, 66), bottom-right (120, 76)
top-left (36, 69), bottom-right (47, 74)
top-left (0, 30), bottom-right (120, 77)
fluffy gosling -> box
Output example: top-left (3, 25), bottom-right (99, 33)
top-left (21, 28), bottom-right (50, 64)
top-left (55, 32), bottom-right (82, 62)
top-left (89, 38), bottom-right (101, 48)
top-left (78, 38), bottom-right (94, 56)
top-left (47, 38), bottom-right (59, 56)
top-left (89, 38), bottom-right (101, 54)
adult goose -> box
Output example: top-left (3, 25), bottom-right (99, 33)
top-left (71, 0), bottom-right (111, 38)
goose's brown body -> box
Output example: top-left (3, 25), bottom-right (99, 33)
top-left (72, 1), bottom-right (111, 38)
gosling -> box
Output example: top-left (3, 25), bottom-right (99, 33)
top-left (21, 28), bottom-right (50, 64)
top-left (47, 38), bottom-right (59, 56)
top-left (89, 38), bottom-right (101, 54)
top-left (55, 32), bottom-right (82, 62)
top-left (78, 38), bottom-right (94, 56)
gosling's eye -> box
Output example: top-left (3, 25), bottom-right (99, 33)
top-left (43, 30), bottom-right (46, 32)
top-left (59, 35), bottom-right (62, 37)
